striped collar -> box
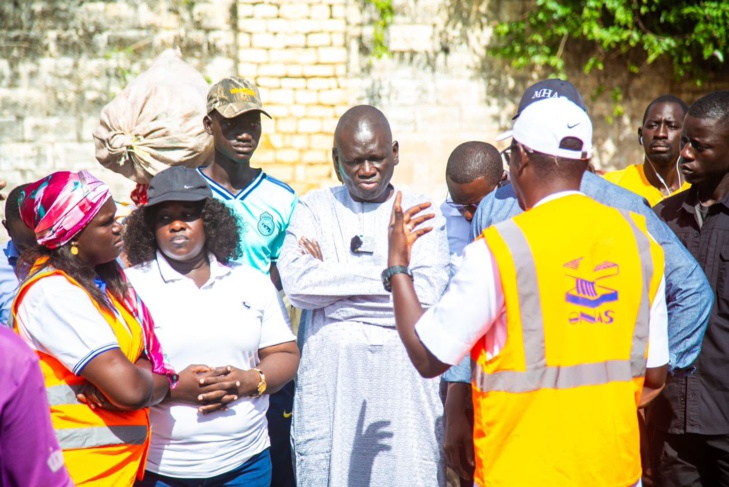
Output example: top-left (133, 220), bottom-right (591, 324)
top-left (196, 166), bottom-right (265, 201)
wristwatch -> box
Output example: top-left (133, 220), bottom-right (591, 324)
top-left (251, 368), bottom-right (267, 397)
top-left (381, 266), bottom-right (413, 292)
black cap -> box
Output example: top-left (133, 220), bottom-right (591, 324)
top-left (146, 167), bottom-right (212, 207)
top-left (513, 79), bottom-right (587, 119)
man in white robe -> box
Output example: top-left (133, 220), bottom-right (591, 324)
top-left (279, 105), bottom-right (449, 486)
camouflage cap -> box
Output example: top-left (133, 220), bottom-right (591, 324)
top-left (206, 77), bottom-right (272, 119)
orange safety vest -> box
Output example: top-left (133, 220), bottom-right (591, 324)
top-left (12, 265), bottom-right (150, 487)
top-left (471, 194), bottom-right (664, 487)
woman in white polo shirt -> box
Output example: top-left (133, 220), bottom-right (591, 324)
top-left (123, 167), bottom-right (300, 487)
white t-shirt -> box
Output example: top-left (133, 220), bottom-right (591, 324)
top-left (417, 192), bottom-right (669, 369)
top-left (15, 275), bottom-right (121, 375)
top-left (125, 252), bottom-right (295, 478)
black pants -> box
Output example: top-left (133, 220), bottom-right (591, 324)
top-left (654, 432), bottom-right (729, 487)
top-left (266, 380), bottom-right (296, 487)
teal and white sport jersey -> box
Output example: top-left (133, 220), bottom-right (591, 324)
top-left (197, 167), bottom-right (297, 274)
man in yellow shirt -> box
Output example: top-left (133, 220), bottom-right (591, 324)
top-left (605, 95), bottom-right (690, 206)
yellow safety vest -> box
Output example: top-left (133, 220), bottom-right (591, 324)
top-left (13, 264), bottom-right (150, 486)
top-left (471, 194), bottom-right (664, 487)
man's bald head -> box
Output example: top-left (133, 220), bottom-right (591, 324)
top-left (446, 142), bottom-right (504, 186)
top-left (332, 105), bottom-right (399, 203)
top-left (334, 105), bottom-right (393, 147)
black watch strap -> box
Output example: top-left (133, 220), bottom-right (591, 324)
top-left (381, 266), bottom-right (413, 292)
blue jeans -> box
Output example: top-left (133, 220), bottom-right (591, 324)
top-left (135, 449), bottom-right (271, 487)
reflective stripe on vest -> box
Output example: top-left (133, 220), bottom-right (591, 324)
top-left (618, 209), bottom-right (653, 379)
top-left (472, 218), bottom-right (652, 393)
top-left (56, 425), bottom-right (148, 450)
top-left (12, 264), bottom-right (150, 485)
top-left (46, 383), bottom-right (149, 449)
top-left (46, 384), bottom-right (83, 406)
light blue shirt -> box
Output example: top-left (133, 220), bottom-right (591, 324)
top-left (0, 241), bottom-right (20, 328)
top-left (439, 202), bottom-right (474, 383)
top-left (445, 172), bottom-right (713, 383)
top-left (198, 168), bottom-right (297, 273)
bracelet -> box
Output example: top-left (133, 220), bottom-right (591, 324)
top-left (251, 368), bottom-right (267, 397)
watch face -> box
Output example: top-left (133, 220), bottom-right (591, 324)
top-left (381, 268), bottom-right (392, 292)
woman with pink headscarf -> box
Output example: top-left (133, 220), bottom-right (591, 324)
top-left (12, 171), bottom-right (177, 487)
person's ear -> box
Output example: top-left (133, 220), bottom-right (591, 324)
top-left (638, 127), bottom-right (643, 145)
top-left (1, 219), bottom-right (7, 235)
top-left (392, 141), bottom-right (399, 167)
top-left (332, 147), bottom-right (343, 183)
top-left (515, 144), bottom-right (529, 176)
top-left (203, 115), bottom-right (213, 135)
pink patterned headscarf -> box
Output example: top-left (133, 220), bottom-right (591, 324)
top-left (19, 171), bottom-right (112, 250)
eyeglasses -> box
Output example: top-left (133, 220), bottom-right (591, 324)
top-left (501, 141), bottom-right (533, 166)
top-left (445, 196), bottom-right (481, 215)
top-left (501, 147), bottom-right (512, 165)
top-left (497, 173), bottom-right (510, 188)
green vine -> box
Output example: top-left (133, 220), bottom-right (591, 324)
top-left (367, 0), bottom-right (394, 58)
top-left (489, 0), bottom-right (729, 117)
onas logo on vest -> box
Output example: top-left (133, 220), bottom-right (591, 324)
top-left (257, 212), bottom-right (275, 236)
top-left (564, 258), bottom-right (618, 325)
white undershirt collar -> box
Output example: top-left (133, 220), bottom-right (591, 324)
top-left (533, 190), bottom-right (584, 208)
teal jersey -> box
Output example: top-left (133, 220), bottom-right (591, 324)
top-left (197, 167), bottom-right (297, 274)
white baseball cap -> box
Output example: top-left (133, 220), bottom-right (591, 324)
top-left (497, 97), bottom-right (592, 160)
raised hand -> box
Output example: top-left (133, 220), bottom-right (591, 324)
top-left (387, 191), bottom-right (434, 267)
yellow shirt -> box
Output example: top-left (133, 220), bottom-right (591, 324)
top-left (604, 163), bottom-right (690, 207)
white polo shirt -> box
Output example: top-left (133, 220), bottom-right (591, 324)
top-left (125, 252), bottom-right (295, 478)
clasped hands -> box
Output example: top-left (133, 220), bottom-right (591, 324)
top-left (170, 364), bottom-right (262, 414)
top-left (77, 364), bottom-right (261, 415)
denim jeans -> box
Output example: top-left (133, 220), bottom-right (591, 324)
top-left (135, 448), bottom-right (271, 487)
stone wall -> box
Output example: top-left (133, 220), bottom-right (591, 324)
top-left (1, 0), bottom-right (728, 228)
top-left (0, 0), bottom-right (232, 202)
top-left (358, 0), bottom-right (729, 198)
top-left (234, 0), bottom-right (351, 194)
top-left (0, 0), bottom-right (350, 205)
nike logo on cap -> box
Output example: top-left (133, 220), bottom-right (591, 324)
top-left (183, 185), bottom-right (193, 189)
top-left (283, 410), bottom-right (293, 419)
top-left (567, 122), bottom-right (580, 129)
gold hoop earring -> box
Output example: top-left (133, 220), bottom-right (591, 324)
top-left (70, 241), bottom-right (79, 256)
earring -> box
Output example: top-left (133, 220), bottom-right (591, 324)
top-left (70, 241), bottom-right (79, 256)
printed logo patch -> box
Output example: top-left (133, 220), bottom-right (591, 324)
top-left (257, 212), bottom-right (275, 236)
top-left (564, 258), bottom-right (619, 324)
